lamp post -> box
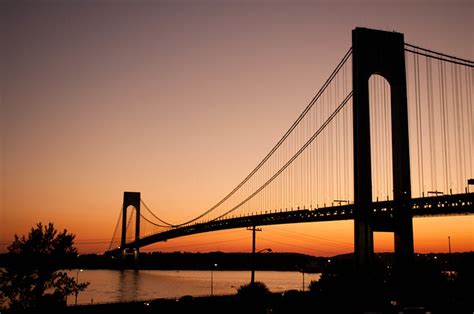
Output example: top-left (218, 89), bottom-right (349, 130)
top-left (448, 236), bottom-right (451, 254)
top-left (251, 248), bottom-right (272, 285)
top-left (210, 263), bottom-right (218, 296)
top-left (301, 270), bottom-right (305, 291)
top-left (75, 269), bottom-right (83, 305)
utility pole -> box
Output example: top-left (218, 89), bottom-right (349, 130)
top-left (248, 225), bottom-right (262, 285)
top-left (447, 236), bottom-right (452, 273)
top-left (301, 270), bottom-right (305, 291)
top-left (448, 236), bottom-right (451, 254)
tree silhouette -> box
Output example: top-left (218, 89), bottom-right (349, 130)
top-left (237, 281), bottom-right (270, 313)
top-left (0, 222), bottom-right (89, 311)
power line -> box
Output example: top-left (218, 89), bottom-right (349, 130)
top-left (259, 236), bottom-right (343, 256)
top-left (147, 236), bottom-right (249, 252)
top-left (269, 226), bottom-right (353, 247)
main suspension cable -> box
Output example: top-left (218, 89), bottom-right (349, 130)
top-left (172, 47), bottom-right (353, 227)
top-left (108, 206), bottom-right (123, 251)
top-left (210, 91), bottom-right (353, 222)
top-left (140, 199), bottom-right (174, 227)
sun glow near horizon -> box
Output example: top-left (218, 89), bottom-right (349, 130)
top-left (1, 1), bottom-right (473, 255)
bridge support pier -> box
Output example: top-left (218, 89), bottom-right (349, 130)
top-left (352, 28), bottom-right (414, 279)
top-left (120, 191), bottom-right (141, 269)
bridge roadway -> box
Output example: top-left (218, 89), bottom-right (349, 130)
top-left (110, 193), bottom-right (474, 254)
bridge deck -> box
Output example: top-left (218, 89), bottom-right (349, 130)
top-left (109, 193), bottom-right (474, 253)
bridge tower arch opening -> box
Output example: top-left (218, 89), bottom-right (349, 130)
top-left (120, 191), bottom-right (141, 263)
top-left (352, 27), bottom-right (414, 271)
top-left (369, 74), bottom-right (394, 202)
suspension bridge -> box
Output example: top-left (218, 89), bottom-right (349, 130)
top-left (107, 28), bottom-right (474, 270)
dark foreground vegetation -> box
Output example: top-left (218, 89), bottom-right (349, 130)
top-left (0, 251), bottom-right (325, 272)
top-left (1, 222), bottom-right (472, 313)
top-left (0, 223), bottom-right (88, 313)
top-left (64, 255), bottom-right (474, 314)
top-left (4, 252), bottom-right (473, 313)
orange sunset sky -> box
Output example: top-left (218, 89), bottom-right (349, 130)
top-left (1, 0), bottom-right (473, 256)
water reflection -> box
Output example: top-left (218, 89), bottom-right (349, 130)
top-left (67, 270), bottom-right (321, 305)
top-left (118, 270), bottom-right (140, 302)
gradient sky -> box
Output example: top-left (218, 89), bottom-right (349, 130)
top-left (1, 0), bottom-right (473, 255)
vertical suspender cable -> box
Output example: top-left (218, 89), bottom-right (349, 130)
top-left (467, 66), bottom-right (474, 177)
top-left (439, 60), bottom-right (449, 193)
top-left (415, 52), bottom-right (425, 196)
top-left (426, 57), bottom-right (436, 192)
top-left (452, 64), bottom-right (462, 192)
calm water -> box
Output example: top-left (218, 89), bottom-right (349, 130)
top-left (66, 269), bottom-right (321, 305)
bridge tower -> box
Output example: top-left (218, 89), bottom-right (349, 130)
top-left (120, 191), bottom-right (141, 266)
top-left (352, 28), bottom-right (414, 270)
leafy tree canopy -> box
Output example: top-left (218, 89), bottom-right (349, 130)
top-left (0, 222), bottom-right (89, 311)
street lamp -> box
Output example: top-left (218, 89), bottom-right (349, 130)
top-left (75, 269), bottom-right (83, 305)
top-left (300, 269), bottom-right (305, 291)
top-left (210, 263), bottom-right (218, 296)
top-left (251, 248), bottom-right (272, 285)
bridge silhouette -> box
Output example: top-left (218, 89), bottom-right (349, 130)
top-left (107, 28), bottom-right (474, 271)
